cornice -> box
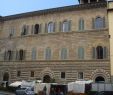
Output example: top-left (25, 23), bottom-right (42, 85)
top-left (3, 2), bottom-right (107, 21)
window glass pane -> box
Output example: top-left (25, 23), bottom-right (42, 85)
top-left (79, 19), bottom-right (84, 31)
top-left (32, 48), bottom-right (37, 60)
top-left (61, 72), bottom-right (65, 79)
top-left (63, 21), bottom-right (69, 32)
top-left (95, 17), bottom-right (104, 29)
top-left (48, 22), bottom-right (54, 33)
top-left (45, 48), bottom-right (51, 60)
top-left (78, 72), bottom-right (83, 79)
top-left (61, 48), bottom-right (67, 60)
top-left (78, 47), bottom-right (84, 59)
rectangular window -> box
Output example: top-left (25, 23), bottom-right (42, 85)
top-left (78, 72), bottom-right (84, 79)
top-left (61, 72), bottom-right (65, 79)
top-left (17, 71), bottom-right (21, 77)
top-left (30, 71), bottom-right (34, 77)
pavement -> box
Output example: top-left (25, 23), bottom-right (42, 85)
top-left (0, 91), bottom-right (15, 95)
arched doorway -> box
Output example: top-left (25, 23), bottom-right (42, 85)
top-left (95, 76), bottom-right (105, 83)
top-left (3, 72), bottom-right (9, 81)
top-left (43, 75), bottom-right (51, 83)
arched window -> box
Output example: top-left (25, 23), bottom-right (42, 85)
top-left (79, 18), bottom-right (84, 31)
top-left (96, 46), bottom-right (103, 59)
top-left (19, 50), bottom-right (25, 60)
top-left (92, 46), bottom-right (108, 59)
top-left (94, 17), bottom-right (104, 29)
top-left (21, 25), bottom-right (29, 36)
top-left (34, 24), bottom-right (39, 34)
top-left (63, 21), bottom-right (70, 32)
top-left (32, 48), bottom-right (37, 60)
top-left (45, 48), bottom-right (51, 60)
top-left (7, 50), bottom-right (13, 60)
top-left (78, 47), bottom-right (84, 59)
top-left (61, 48), bottom-right (67, 60)
top-left (48, 22), bottom-right (54, 33)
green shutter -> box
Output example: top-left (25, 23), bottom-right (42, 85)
top-left (39, 24), bottom-right (42, 33)
top-left (32, 48), bottom-right (37, 60)
top-left (92, 18), bottom-right (95, 29)
top-left (68, 20), bottom-right (71, 32)
top-left (61, 48), bottom-right (67, 60)
top-left (53, 22), bottom-right (56, 32)
top-left (78, 47), bottom-right (84, 59)
top-left (45, 23), bottom-right (48, 33)
top-left (103, 17), bottom-right (105, 28)
top-left (59, 22), bottom-right (62, 32)
top-left (103, 47), bottom-right (108, 59)
top-left (92, 47), bottom-right (96, 59)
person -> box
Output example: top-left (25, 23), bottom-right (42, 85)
top-left (43, 86), bottom-right (47, 95)
top-left (50, 88), bottom-right (56, 95)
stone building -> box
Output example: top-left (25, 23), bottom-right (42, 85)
top-left (108, 1), bottom-right (113, 82)
top-left (0, 0), bottom-right (111, 83)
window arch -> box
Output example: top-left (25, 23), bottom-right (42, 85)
top-left (19, 49), bottom-right (25, 60)
top-left (94, 17), bottom-right (105, 29)
top-left (79, 18), bottom-right (84, 31)
top-left (62, 20), bottom-right (71, 32)
top-left (34, 24), bottom-right (39, 34)
top-left (78, 47), bottom-right (84, 59)
top-left (96, 46), bottom-right (103, 59)
top-left (21, 25), bottom-right (29, 36)
top-left (48, 22), bottom-right (54, 33)
top-left (61, 48), bottom-right (67, 60)
top-left (92, 46), bottom-right (108, 59)
top-left (45, 48), bottom-right (51, 60)
top-left (32, 48), bottom-right (37, 60)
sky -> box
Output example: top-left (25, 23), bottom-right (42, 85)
top-left (0, 0), bottom-right (79, 16)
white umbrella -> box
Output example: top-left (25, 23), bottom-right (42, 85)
top-left (9, 81), bottom-right (22, 87)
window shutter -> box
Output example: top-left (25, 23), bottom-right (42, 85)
top-left (92, 18), bottom-right (95, 29)
top-left (78, 47), bottom-right (84, 59)
top-left (92, 47), bottom-right (96, 59)
top-left (61, 48), bottom-right (67, 60)
top-left (59, 22), bottom-right (62, 32)
top-left (39, 24), bottom-right (42, 33)
top-left (4, 51), bottom-right (7, 60)
top-left (103, 17), bottom-right (105, 28)
top-left (103, 47), bottom-right (108, 59)
top-left (68, 20), bottom-right (71, 32)
top-left (82, 19), bottom-right (84, 30)
top-left (79, 19), bottom-right (81, 31)
top-left (16, 51), bottom-right (19, 60)
top-left (26, 25), bottom-right (29, 35)
top-left (31, 25), bottom-right (34, 34)
top-left (32, 48), bottom-right (36, 60)
top-left (53, 22), bottom-right (56, 32)
top-left (45, 23), bottom-right (48, 33)
top-left (23, 50), bottom-right (26, 60)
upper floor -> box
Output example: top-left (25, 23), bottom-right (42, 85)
top-left (0, 1), bottom-right (107, 39)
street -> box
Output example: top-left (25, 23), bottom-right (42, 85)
top-left (0, 91), bottom-right (15, 95)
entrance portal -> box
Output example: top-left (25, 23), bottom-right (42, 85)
top-left (95, 76), bottom-right (105, 83)
top-left (3, 72), bottom-right (9, 81)
top-left (43, 75), bottom-right (51, 83)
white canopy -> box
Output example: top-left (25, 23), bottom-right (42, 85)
top-left (9, 81), bottom-right (22, 87)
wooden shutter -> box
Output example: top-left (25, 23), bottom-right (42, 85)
top-left (59, 21), bottom-right (62, 32)
top-left (92, 18), bottom-right (95, 29)
top-left (92, 47), bottom-right (96, 59)
top-left (103, 47), bottom-right (108, 59)
top-left (45, 23), bottom-right (48, 33)
top-left (103, 17), bottom-right (105, 28)
top-left (68, 20), bottom-right (71, 32)
top-left (39, 24), bottom-right (42, 33)
top-left (53, 22), bottom-right (56, 32)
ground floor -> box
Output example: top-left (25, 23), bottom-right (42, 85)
top-left (0, 60), bottom-right (111, 84)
